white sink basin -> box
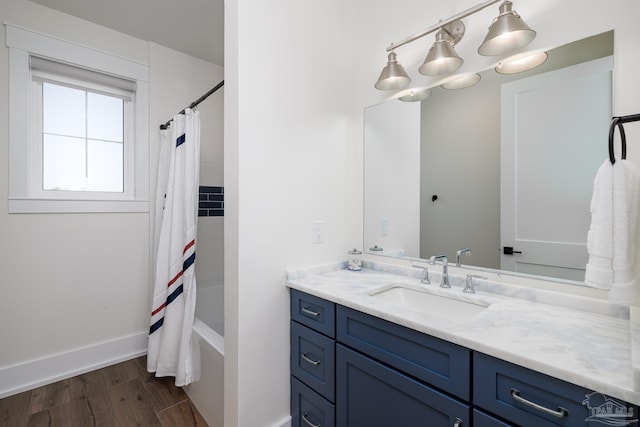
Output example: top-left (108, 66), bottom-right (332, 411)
top-left (369, 284), bottom-right (489, 322)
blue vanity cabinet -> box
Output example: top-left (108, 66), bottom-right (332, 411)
top-left (290, 289), bottom-right (336, 427)
top-left (290, 289), bottom-right (639, 426)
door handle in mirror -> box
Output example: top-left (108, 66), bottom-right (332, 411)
top-left (503, 246), bottom-right (522, 255)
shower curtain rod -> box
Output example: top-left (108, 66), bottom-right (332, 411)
top-left (159, 80), bottom-right (225, 130)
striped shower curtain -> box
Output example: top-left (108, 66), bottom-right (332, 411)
top-left (148, 108), bottom-right (200, 386)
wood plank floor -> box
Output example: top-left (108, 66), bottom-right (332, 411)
top-left (0, 356), bottom-right (208, 427)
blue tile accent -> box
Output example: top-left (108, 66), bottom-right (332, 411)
top-left (198, 185), bottom-right (224, 217)
top-left (200, 186), bottom-right (223, 193)
top-left (200, 201), bottom-right (222, 209)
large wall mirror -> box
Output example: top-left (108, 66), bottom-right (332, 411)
top-left (364, 31), bottom-right (614, 284)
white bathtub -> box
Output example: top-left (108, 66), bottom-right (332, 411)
top-left (186, 285), bottom-right (224, 427)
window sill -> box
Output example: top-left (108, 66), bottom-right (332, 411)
top-left (9, 198), bottom-right (149, 214)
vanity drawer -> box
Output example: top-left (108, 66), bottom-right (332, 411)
top-left (474, 352), bottom-right (638, 426)
top-left (291, 289), bottom-right (335, 338)
top-left (291, 321), bottom-right (335, 402)
top-left (336, 305), bottom-right (471, 401)
top-left (291, 376), bottom-right (335, 427)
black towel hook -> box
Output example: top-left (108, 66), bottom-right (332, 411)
top-left (608, 113), bottom-right (640, 164)
top-left (608, 117), bottom-right (626, 164)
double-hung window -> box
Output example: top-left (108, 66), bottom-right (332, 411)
top-left (7, 24), bottom-right (149, 213)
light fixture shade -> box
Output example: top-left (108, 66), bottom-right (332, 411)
top-left (419, 30), bottom-right (463, 76)
top-left (478, 0), bottom-right (536, 56)
top-left (441, 73), bottom-right (481, 90)
top-left (375, 51), bottom-right (411, 90)
top-left (495, 51), bottom-right (548, 74)
top-left (399, 88), bottom-right (432, 102)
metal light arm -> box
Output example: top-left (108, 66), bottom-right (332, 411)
top-left (386, 0), bottom-right (502, 52)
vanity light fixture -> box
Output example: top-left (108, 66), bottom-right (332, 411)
top-left (374, 0), bottom-right (536, 91)
top-left (440, 73), bottom-right (481, 90)
top-left (478, 0), bottom-right (536, 56)
top-left (374, 50), bottom-right (411, 90)
top-left (398, 88), bottom-right (432, 102)
top-left (419, 23), bottom-right (465, 76)
top-left (495, 51), bottom-right (548, 74)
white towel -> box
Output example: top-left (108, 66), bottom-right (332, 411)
top-left (610, 160), bottom-right (640, 303)
top-left (585, 159), bottom-right (640, 304)
top-left (585, 160), bottom-right (613, 289)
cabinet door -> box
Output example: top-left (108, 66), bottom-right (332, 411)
top-left (336, 344), bottom-right (470, 427)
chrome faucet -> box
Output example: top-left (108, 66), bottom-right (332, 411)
top-left (456, 248), bottom-right (472, 267)
top-left (464, 274), bottom-right (487, 294)
top-left (428, 255), bottom-right (450, 288)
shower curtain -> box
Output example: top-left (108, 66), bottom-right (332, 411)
top-left (148, 108), bottom-right (200, 386)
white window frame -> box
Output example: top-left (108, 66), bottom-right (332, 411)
top-left (7, 24), bottom-right (149, 213)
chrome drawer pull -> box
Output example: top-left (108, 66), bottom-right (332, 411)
top-left (453, 417), bottom-right (463, 427)
top-left (302, 412), bottom-right (321, 427)
top-left (511, 388), bottom-right (569, 418)
top-left (302, 306), bottom-right (321, 317)
top-left (301, 353), bottom-right (321, 366)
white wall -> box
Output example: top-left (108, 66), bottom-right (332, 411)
top-left (225, 0), bottom-right (358, 425)
top-left (0, 0), bottom-right (149, 393)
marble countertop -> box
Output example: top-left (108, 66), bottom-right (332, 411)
top-left (286, 260), bottom-right (640, 406)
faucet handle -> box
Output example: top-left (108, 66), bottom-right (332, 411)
top-left (411, 265), bottom-right (431, 284)
top-left (420, 267), bottom-right (430, 284)
top-left (464, 274), bottom-right (487, 294)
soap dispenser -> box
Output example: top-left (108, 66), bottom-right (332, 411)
top-left (347, 248), bottom-right (362, 271)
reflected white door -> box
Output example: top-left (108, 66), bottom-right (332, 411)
top-left (500, 57), bottom-right (612, 281)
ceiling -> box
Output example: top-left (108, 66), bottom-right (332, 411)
top-left (29, 0), bottom-right (224, 65)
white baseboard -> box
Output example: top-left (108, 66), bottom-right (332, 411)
top-left (0, 331), bottom-right (148, 399)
